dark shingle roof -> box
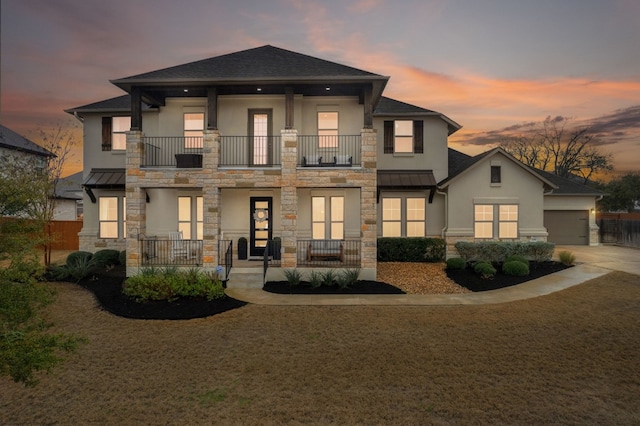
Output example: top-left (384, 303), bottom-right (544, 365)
top-left (65, 95), bottom-right (153, 115)
top-left (111, 45), bottom-right (385, 86)
top-left (534, 169), bottom-right (606, 196)
top-left (0, 124), bottom-right (54, 157)
top-left (374, 97), bottom-right (461, 135)
top-left (56, 171), bottom-right (83, 199)
top-left (447, 148), bottom-right (472, 177)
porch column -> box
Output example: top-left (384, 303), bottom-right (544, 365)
top-left (207, 87), bottom-right (218, 130)
top-left (280, 129), bottom-right (298, 268)
top-left (130, 87), bottom-right (142, 131)
top-left (202, 129), bottom-right (221, 268)
top-left (360, 128), bottom-right (378, 278)
top-left (285, 86), bottom-right (294, 129)
top-left (125, 130), bottom-right (145, 276)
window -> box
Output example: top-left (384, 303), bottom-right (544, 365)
top-left (474, 205), bottom-right (493, 239)
top-left (406, 198), bottom-right (425, 237)
top-left (384, 120), bottom-right (423, 154)
top-left (184, 113), bottom-right (204, 148)
top-left (394, 120), bottom-right (413, 153)
top-left (312, 196), bottom-right (344, 239)
top-left (499, 205), bottom-right (518, 238)
top-left (99, 197), bottom-right (119, 238)
top-left (318, 112), bottom-right (338, 148)
top-left (474, 204), bottom-right (518, 239)
top-left (122, 197), bottom-right (127, 238)
top-left (382, 197), bottom-right (426, 237)
top-left (178, 196), bottom-right (203, 240)
top-left (112, 117), bottom-right (131, 150)
top-left (491, 166), bottom-right (501, 183)
top-left (382, 198), bottom-right (401, 237)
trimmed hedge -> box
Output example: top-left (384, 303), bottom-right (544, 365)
top-left (377, 238), bottom-right (445, 262)
top-left (474, 262), bottom-right (496, 278)
top-left (454, 241), bottom-right (554, 263)
top-left (446, 257), bottom-right (466, 270)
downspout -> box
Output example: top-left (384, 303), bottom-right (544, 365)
top-left (436, 187), bottom-right (448, 239)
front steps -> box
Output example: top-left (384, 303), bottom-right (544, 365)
top-left (226, 267), bottom-right (264, 289)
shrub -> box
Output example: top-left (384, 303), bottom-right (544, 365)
top-left (47, 265), bottom-right (71, 281)
top-left (66, 251), bottom-right (93, 268)
top-left (529, 242), bottom-right (555, 262)
top-left (66, 256), bottom-right (97, 283)
top-left (92, 249), bottom-right (121, 267)
top-left (321, 269), bottom-right (338, 287)
top-left (119, 250), bottom-right (126, 266)
top-left (558, 250), bottom-right (576, 266)
top-left (377, 238), bottom-right (445, 262)
top-left (446, 257), bottom-right (466, 270)
top-left (308, 271), bottom-right (322, 288)
top-left (506, 255), bottom-right (529, 264)
top-left (0, 258), bottom-right (44, 284)
top-left (122, 269), bottom-right (225, 302)
top-left (474, 262), bottom-right (496, 279)
top-left (283, 269), bottom-right (302, 286)
top-left (335, 268), bottom-right (361, 289)
top-left (503, 260), bottom-right (530, 276)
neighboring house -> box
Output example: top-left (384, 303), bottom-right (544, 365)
top-left (54, 172), bottom-right (84, 220)
top-left (0, 124), bottom-right (53, 175)
top-left (65, 45), bottom-right (603, 279)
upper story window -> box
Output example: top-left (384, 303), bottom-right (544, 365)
top-left (184, 113), bottom-right (204, 148)
top-left (491, 165), bottom-right (502, 184)
top-left (384, 120), bottom-right (423, 154)
top-left (102, 116), bottom-right (131, 151)
top-left (318, 112), bottom-right (338, 148)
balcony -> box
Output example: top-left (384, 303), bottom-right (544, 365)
top-left (298, 135), bottom-right (361, 167)
top-left (220, 136), bottom-right (281, 167)
top-left (143, 137), bottom-right (203, 168)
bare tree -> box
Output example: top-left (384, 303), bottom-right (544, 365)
top-left (501, 117), bottom-right (613, 183)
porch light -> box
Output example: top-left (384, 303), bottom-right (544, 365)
top-left (591, 208), bottom-right (596, 214)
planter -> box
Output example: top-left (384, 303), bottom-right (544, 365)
top-left (238, 237), bottom-right (248, 260)
top-left (175, 154), bottom-right (203, 168)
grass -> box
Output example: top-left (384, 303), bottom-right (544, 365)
top-left (1, 271), bottom-right (639, 424)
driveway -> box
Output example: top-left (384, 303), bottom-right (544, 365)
top-left (555, 244), bottom-right (640, 276)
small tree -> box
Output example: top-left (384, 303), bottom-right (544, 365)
top-left (0, 122), bottom-right (77, 265)
top-left (596, 173), bottom-right (640, 212)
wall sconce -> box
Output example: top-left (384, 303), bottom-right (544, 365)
top-left (591, 208), bottom-right (595, 214)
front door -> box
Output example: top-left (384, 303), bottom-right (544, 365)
top-left (248, 109), bottom-right (272, 166)
top-left (250, 197), bottom-right (272, 257)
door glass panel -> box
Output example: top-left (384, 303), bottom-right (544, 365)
top-left (253, 113), bottom-right (268, 165)
top-left (255, 231), bottom-right (269, 239)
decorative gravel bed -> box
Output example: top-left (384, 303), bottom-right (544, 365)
top-left (376, 262), bottom-right (471, 295)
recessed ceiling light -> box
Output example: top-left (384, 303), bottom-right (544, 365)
top-left (325, 87), bottom-right (330, 91)
top-left (257, 88), bottom-right (262, 92)
top-left (183, 89), bottom-right (189, 93)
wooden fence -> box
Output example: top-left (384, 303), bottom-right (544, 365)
top-left (47, 220), bottom-right (82, 250)
top-left (597, 213), bottom-right (640, 248)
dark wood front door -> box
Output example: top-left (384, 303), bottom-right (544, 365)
top-left (250, 197), bottom-right (272, 257)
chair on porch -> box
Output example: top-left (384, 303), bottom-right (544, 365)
top-left (169, 231), bottom-right (190, 262)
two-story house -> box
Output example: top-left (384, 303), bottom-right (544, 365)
top-left (66, 45), bottom-right (603, 282)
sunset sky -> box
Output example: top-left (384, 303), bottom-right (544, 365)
top-left (2, 0), bottom-right (639, 177)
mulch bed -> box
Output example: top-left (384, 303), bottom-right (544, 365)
top-left (73, 265), bottom-right (247, 320)
top-left (67, 261), bottom-right (569, 319)
top-left (446, 261), bottom-right (571, 292)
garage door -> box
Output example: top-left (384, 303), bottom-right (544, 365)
top-left (544, 210), bottom-right (589, 245)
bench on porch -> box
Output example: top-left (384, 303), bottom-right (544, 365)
top-left (307, 240), bottom-right (344, 262)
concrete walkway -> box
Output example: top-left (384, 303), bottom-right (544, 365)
top-left (225, 245), bottom-right (638, 306)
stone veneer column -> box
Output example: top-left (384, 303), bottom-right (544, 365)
top-left (125, 130), bottom-right (145, 276)
top-left (280, 129), bottom-right (298, 268)
top-left (360, 128), bottom-right (378, 275)
top-left (202, 129), bottom-right (220, 268)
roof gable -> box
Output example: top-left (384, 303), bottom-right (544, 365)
top-left (439, 147), bottom-right (557, 189)
top-left (0, 124), bottom-right (54, 157)
top-left (374, 97), bottom-right (461, 135)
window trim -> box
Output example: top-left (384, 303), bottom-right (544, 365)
top-left (474, 203), bottom-right (519, 239)
top-left (99, 196), bottom-right (126, 239)
top-left (383, 120), bottom-right (424, 154)
top-left (311, 195), bottom-right (344, 240)
top-left (491, 165), bottom-right (502, 184)
top-left (178, 195), bottom-right (203, 240)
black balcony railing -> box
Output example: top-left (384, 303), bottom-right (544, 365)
top-left (220, 136), bottom-right (281, 167)
top-left (142, 137), bottom-right (204, 168)
top-left (298, 135), bottom-right (361, 167)
top-left (296, 239), bottom-right (361, 267)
